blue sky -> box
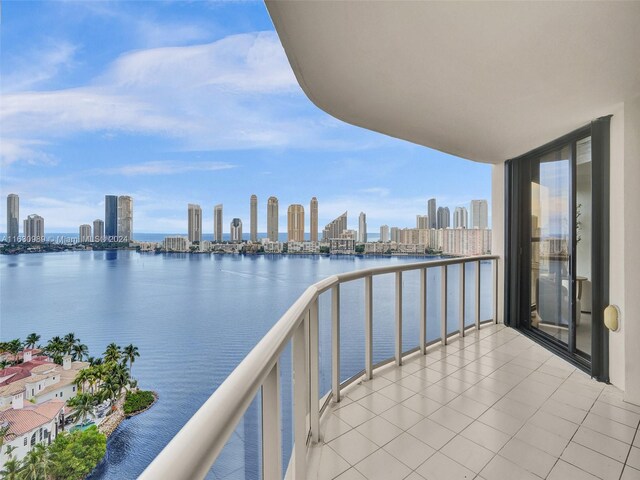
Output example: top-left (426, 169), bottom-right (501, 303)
top-left (1, 1), bottom-right (491, 234)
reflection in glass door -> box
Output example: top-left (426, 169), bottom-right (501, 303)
top-left (530, 145), bottom-right (574, 347)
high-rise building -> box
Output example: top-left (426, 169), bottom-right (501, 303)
top-left (79, 224), bottom-right (92, 243)
top-left (470, 199), bottom-right (489, 229)
top-left (105, 195), bottom-right (118, 240)
top-left (428, 198), bottom-right (437, 229)
top-left (390, 226), bottom-right (400, 243)
top-left (416, 215), bottom-right (429, 229)
top-left (93, 219), bottom-right (104, 242)
top-left (117, 195), bottom-right (133, 241)
top-left (250, 195), bottom-right (258, 242)
top-left (24, 214), bottom-right (44, 242)
top-left (230, 218), bottom-right (243, 242)
top-left (287, 204), bottom-right (305, 242)
top-left (6, 194), bottom-right (19, 242)
top-left (437, 206), bottom-right (450, 229)
top-left (188, 204), bottom-right (202, 243)
top-left (358, 212), bottom-right (367, 243)
top-left (380, 225), bottom-right (389, 242)
top-left (453, 207), bottom-right (468, 229)
top-left (310, 197), bottom-right (318, 242)
top-left (322, 212), bottom-right (347, 240)
top-left (214, 204), bottom-right (223, 242)
top-left (267, 197), bottom-right (279, 241)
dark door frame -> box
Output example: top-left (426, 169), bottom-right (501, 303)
top-left (504, 116), bottom-right (610, 382)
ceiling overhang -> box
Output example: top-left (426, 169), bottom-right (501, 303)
top-left (266, 1), bottom-right (640, 163)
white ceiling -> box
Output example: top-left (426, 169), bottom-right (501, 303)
top-left (266, 1), bottom-right (640, 164)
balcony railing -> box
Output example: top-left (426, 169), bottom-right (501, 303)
top-left (140, 255), bottom-right (499, 480)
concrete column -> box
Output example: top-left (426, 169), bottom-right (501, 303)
top-left (491, 162), bottom-right (505, 324)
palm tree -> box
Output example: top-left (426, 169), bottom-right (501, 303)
top-left (111, 363), bottom-right (131, 394)
top-left (44, 336), bottom-right (65, 358)
top-left (6, 339), bottom-right (21, 364)
top-left (68, 393), bottom-right (95, 424)
top-left (0, 360), bottom-right (8, 370)
top-left (122, 344), bottom-right (139, 376)
top-left (63, 333), bottom-right (77, 355)
top-left (0, 458), bottom-right (19, 480)
top-left (103, 343), bottom-right (121, 364)
top-left (0, 424), bottom-right (10, 461)
top-left (73, 369), bottom-right (90, 394)
top-left (23, 333), bottom-right (40, 350)
top-left (19, 447), bottom-right (41, 480)
top-left (71, 343), bottom-right (89, 362)
top-left (4, 445), bottom-right (17, 459)
top-left (99, 377), bottom-right (120, 404)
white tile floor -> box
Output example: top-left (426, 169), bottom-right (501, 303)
top-left (305, 324), bottom-right (640, 480)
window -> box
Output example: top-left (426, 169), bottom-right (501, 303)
top-left (72, 386), bottom-right (76, 392)
top-left (24, 437), bottom-right (27, 446)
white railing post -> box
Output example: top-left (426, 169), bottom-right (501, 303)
top-left (420, 268), bottom-right (427, 355)
top-left (365, 276), bottom-right (373, 379)
top-left (395, 271), bottom-right (403, 366)
top-left (262, 362), bottom-right (282, 480)
top-left (331, 284), bottom-right (341, 402)
top-left (475, 261), bottom-right (481, 329)
top-left (459, 262), bottom-right (466, 336)
top-left (493, 259), bottom-right (499, 324)
top-left (293, 321), bottom-right (307, 479)
top-left (309, 300), bottom-right (320, 443)
top-left (441, 265), bottom-right (447, 345)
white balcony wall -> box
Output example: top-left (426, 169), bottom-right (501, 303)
top-left (492, 162), bottom-right (505, 325)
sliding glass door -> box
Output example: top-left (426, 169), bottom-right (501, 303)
top-left (505, 118), bottom-right (609, 380)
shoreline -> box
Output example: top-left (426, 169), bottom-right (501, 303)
top-left (98, 390), bottom-right (158, 438)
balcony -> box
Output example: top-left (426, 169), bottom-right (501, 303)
top-left (141, 256), bottom-right (640, 479)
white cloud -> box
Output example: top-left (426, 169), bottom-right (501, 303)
top-left (98, 160), bottom-right (237, 176)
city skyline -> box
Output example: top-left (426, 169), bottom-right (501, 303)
top-left (0, 2), bottom-right (491, 234)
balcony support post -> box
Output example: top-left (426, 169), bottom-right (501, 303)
top-left (262, 362), bottom-right (282, 480)
top-left (293, 320), bottom-right (307, 479)
top-left (365, 276), bottom-right (373, 379)
top-left (395, 271), bottom-right (403, 366)
top-left (331, 284), bottom-right (341, 402)
top-left (309, 300), bottom-right (320, 443)
top-left (475, 261), bottom-right (481, 329)
top-left (493, 259), bottom-right (499, 324)
top-left (441, 265), bottom-right (447, 345)
top-left (459, 263), bottom-right (466, 337)
top-left (420, 268), bottom-right (427, 355)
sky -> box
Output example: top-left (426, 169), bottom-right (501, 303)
top-left (0, 1), bottom-right (492, 234)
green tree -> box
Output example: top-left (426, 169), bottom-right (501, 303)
top-left (71, 344), bottom-right (88, 362)
top-left (19, 445), bottom-right (46, 480)
top-left (122, 344), bottom-right (139, 377)
top-left (48, 427), bottom-right (106, 480)
top-left (6, 340), bottom-right (21, 364)
top-left (0, 424), bottom-right (9, 455)
top-left (67, 393), bottom-right (95, 424)
top-left (103, 344), bottom-right (121, 364)
top-left (0, 458), bottom-right (19, 480)
top-left (62, 334), bottom-right (77, 355)
top-left (24, 333), bottom-right (41, 350)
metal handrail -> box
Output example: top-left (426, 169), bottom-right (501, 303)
top-left (140, 255), bottom-right (499, 480)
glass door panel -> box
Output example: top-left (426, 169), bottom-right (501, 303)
top-left (530, 145), bottom-right (572, 346)
top-left (576, 136), bottom-right (592, 358)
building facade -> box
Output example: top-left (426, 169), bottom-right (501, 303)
top-left (453, 206), bottom-right (468, 229)
top-left (6, 194), bottom-right (19, 242)
top-left (416, 215), bottom-right (429, 229)
top-left (310, 197), bottom-right (318, 242)
top-left (267, 197), bottom-right (279, 242)
top-left (188, 204), bottom-right (202, 244)
top-left (214, 204), bottom-right (223, 242)
top-left (23, 214), bottom-right (44, 242)
top-left (230, 218), bottom-right (243, 242)
top-left (79, 224), bottom-right (92, 243)
top-left (470, 199), bottom-right (489, 228)
top-left (436, 206), bottom-right (450, 229)
top-left (117, 195), bottom-right (133, 241)
top-left (322, 212), bottom-right (347, 241)
top-left (427, 198), bottom-right (437, 229)
top-left (379, 225), bottom-right (389, 243)
top-left (104, 195), bottom-right (118, 240)
top-left (287, 204), bottom-right (305, 242)
top-left (163, 236), bottom-right (189, 252)
top-left (250, 195), bottom-right (258, 242)
top-left (93, 219), bottom-right (104, 242)
top-left (358, 212), bottom-right (367, 243)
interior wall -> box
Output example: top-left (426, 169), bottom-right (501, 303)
top-left (623, 95), bottom-right (640, 405)
top-left (492, 163), bottom-right (505, 324)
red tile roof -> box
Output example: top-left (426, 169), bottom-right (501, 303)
top-left (0, 400), bottom-right (64, 440)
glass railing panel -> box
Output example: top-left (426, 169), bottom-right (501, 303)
top-left (372, 273), bottom-right (395, 364)
top-left (279, 345), bottom-right (293, 475)
top-left (318, 292), bottom-right (332, 400)
top-left (480, 260), bottom-right (494, 321)
top-left (446, 264), bottom-right (460, 335)
top-left (464, 261), bottom-right (477, 328)
top-left (209, 393), bottom-right (262, 480)
top-left (339, 278), bottom-right (365, 383)
top-left (426, 267), bottom-right (442, 343)
top-left (401, 269), bottom-right (421, 353)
